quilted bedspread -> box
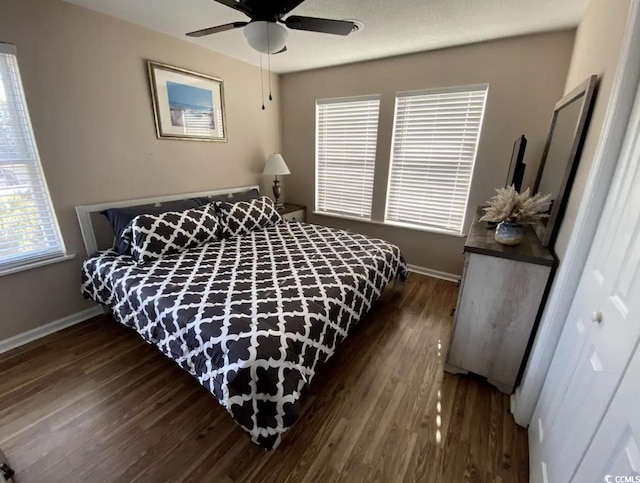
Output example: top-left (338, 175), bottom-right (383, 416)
top-left (81, 221), bottom-right (407, 449)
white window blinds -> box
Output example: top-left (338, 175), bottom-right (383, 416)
top-left (0, 44), bottom-right (65, 272)
top-left (385, 85), bottom-right (488, 234)
top-left (315, 96), bottom-right (380, 219)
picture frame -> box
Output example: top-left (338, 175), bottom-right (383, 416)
top-left (146, 60), bottom-right (227, 142)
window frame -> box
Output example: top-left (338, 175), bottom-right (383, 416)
top-left (314, 94), bottom-right (381, 221)
top-left (0, 43), bottom-right (69, 277)
top-left (383, 84), bottom-right (489, 235)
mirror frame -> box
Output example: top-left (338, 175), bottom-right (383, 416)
top-left (533, 75), bottom-right (598, 248)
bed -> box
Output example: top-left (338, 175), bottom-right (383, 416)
top-left (77, 186), bottom-right (407, 449)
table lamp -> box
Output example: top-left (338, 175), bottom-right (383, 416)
top-left (263, 154), bottom-right (290, 209)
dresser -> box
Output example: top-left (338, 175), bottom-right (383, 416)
top-left (445, 207), bottom-right (555, 394)
top-left (278, 203), bottom-right (306, 222)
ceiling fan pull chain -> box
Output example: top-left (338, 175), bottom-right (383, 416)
top-left (268, 58), bottom-right (273, 102)
top-left (259, 52), bottom-right (265, 110)
top-left (267, 25), bottom-right (273, 101)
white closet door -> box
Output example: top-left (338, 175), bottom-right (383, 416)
top-left (573, 344), bottom-right (640, 482)
top-left (529, 80), bottom-right (640, 483)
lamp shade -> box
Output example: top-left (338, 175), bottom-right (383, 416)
top-left (263, 154), bottom-right (290, 176)
top-left (243, 21), bottom-right (288, 54)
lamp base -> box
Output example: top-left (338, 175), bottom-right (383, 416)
top-left (272, 177), bottom-right (283, 208)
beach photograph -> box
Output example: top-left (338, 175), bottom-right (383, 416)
top-left (166, 80), bottom-right (215, 130)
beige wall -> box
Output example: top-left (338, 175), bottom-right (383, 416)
top-left (0, 0), bottom-right (281, 341)
top-left (553, 0), bottom-right (631, 259)
top-left (280, 31), bottom-right (575, 275)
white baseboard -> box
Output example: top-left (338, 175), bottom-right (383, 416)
top-left (0, 306), bottom-right (103, 355)
top-left (407, 264), bottom-right (460, 283)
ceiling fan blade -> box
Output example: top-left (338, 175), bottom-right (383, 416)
top-left (213, 0), bottom-right (254, 17)
top-left (232, 0), bottom-right (304, 18)
top-left (186, 21), bottom-right (248, 37)
top-left (274, 45), bottom-right (288, 54)
top-left (275, 0), bottom-right (306, 15)
top-left (284, 16), bottom-right (355, 36)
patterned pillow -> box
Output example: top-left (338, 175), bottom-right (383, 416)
top-left (215, 196), bottom-right (283, 239)
top-left (122, 204), bottom-right (219, 263)
top-left (101, 199), bottom-right (201, 255)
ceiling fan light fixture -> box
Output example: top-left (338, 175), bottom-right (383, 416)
top-left (244, 21), bottom-right (288, 54)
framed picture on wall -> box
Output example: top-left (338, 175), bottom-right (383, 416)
top-left (146, 60), bottom-right (227, 142)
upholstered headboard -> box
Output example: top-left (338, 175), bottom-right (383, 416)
top-left (75, 185), bottom-right (260, 257)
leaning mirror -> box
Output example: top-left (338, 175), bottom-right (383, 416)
top-left (533, 75), bottom-right (598, 248)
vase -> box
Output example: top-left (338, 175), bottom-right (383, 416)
top-left (495, 221), bottom-right (525, 246)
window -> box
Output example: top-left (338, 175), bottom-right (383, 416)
top-left (315, 95), bottom-right (380, 219)
top-left (385, 85), bottom-right (488, 234)
top-left (0, 43), bottom-right (65, 273)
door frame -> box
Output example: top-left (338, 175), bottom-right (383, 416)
top-left (512, 0), bottom-right (640, 427)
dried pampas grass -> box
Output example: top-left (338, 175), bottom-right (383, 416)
top-left (480, 185), bottom-right (551, 225)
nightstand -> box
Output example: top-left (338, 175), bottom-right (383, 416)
top-left (278, 203), bottom-right (306, 222)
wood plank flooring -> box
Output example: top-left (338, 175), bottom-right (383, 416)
top-left (0, 274), bottom-right (528, 482)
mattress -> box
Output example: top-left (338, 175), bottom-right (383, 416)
top-left (81, 221), bottom-right (407, 449)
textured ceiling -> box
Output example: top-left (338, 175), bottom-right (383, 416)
top-left (63, 0), bottom-right (589, 73)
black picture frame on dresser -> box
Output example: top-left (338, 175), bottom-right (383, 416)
top-left (505, 134), bottom-right (527, 192)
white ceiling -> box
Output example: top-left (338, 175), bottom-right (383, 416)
top-left (64, 0), bottom-right (589, 73)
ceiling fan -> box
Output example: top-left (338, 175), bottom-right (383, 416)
top-left (186, 0), bottom-right (358, 55)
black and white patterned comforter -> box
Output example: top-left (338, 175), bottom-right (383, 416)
top-left (81, 222), bottom-right (407, 449)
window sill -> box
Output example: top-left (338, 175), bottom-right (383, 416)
top-left (312, 211), bottom-right (466, 238)
top-left (0, 253), bottom-right (76, 277)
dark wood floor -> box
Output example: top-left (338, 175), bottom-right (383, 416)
top-left (0, 274), bottom-right (528, 482)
